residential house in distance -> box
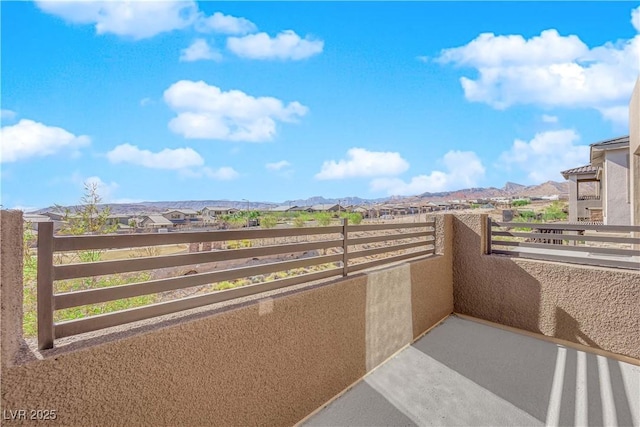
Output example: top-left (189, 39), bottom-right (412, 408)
top-left (23, 213), bottom-right (65, 232)
top-left (309, 204), bottom-right (342, 213)
top-left (289, 206), bottom-right (313, 213)
top-left (268, 205), bottom-right (297, 213)
top-left (563, 136), bottom-right (631, 225)
top-left (140, 215), bottom-right (173, 229)
top-left (162, 209), bottom-right (200, 225)
top-left (201, 206), bottom-right (238, 223)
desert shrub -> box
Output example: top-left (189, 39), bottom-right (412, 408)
top-left (542, 201), bottom-right (568, 221)
top-left (340, 212), bottom-right (363, 225)
top-left (315, 212), bottom-right (332, 226)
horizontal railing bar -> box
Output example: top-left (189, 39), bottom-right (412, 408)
top-left (54, 268), bottom-right (342, 339)
top-left (348, 231), bottom-right (433, 246)
top-left (347, 250), bottom-right (434, 274)
top-left (348, 221), bottom-right (434, 232)
top-left (54, 239), bottom-right (343, 280)
top-left (491, 250), bottom-right (640, 270)
top-left (349, 241), bottom-right (433, 259)
top-left (492, 222), bottom-right (640, 232)
top-left (54, 226), bottom-right (344, 251)
top-left (492, 231), bottom-right (640, 244)
top-left (54, 254), bottom-right (343, 309)
top-left (491, 240), bottom-right (640, 256)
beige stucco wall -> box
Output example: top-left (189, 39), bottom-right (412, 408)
top-left (452, 214), bottom-right (640, 359)
top-left (630, 77), bottom-right (640, 229)
top-left (603, 149), bottom-right (631, 225)
top-left (1, 211), bottom-right (453, 426)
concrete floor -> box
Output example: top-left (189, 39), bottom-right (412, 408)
top-left (303, 316), bottom-right (640, 427)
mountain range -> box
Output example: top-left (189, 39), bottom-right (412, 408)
top-left (33, 181), bottom-right (569, 214)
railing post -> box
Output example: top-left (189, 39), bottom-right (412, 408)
top-left (37, 221), bottom-right (55, 350)
top-left (342, 218), bottom-right (348, 276)
top-left (485, 215), bottom-right (492, 255)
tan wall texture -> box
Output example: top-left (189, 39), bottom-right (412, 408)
top-left (452, 214), bottom-right (640, 359)
top-left (1, 212), bottom-right (453, 426)
top-left (630, 76), bottom-right (640, 228)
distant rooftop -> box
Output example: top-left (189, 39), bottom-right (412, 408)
top-left (163, 209), bottom-right (198, 215)
top-left (143, 215), bottom-right (173, 225)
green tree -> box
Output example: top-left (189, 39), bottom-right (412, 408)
top-left (22, 182), bottom-right (156, 336)
top-left (56, 181), bottom-right (117, 262)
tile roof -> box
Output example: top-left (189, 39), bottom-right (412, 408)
top-left (590, 135), bottom-right (629, 148)
top-left (561, 164), bottom-right (598, 178)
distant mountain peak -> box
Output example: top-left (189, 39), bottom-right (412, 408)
top-left (503, 182), bottom-right (525, 192)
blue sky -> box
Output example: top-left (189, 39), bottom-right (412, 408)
top-left (1, 1), bottom-right (639, 210)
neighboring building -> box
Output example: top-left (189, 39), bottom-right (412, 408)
top-left (561, 164), bottom-right (601, 223)
top-left (288, 206), bottom-right (313, 213)
top-left (23, 214), bottom-right (65, 232)
top-left (140, 215), bottom-right (173, 229)
top-left (201, 207), bottom-right (238, 221)
top-left (269, 205), bottom-right (296, 213)
top-left (309, 204), bottom-right (342, 212)
top-left (630, 77), bottom-right (640, 231)
top-left (591, 136), bottom-right (631, 225)
top-left (562, 135), bottom-right (631, 225)
top-left (41, 211), bottom-right (66, 221)
top-left (162, 209), bottom-right (200, 224)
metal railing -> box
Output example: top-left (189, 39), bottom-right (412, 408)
top-left (577, 195), bottom-right (600, 201)
top-left (37, 220), bottom-right (435, 349)
top-left (488, 219), bottom-right (640, 271)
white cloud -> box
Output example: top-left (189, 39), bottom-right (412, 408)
top-left (632, 6), bottom-right (640, 32)
top-left (438, 10), bottom-right (640, 125)
top-left (370, 151), bottom-right (485, 196)
top-left (542, 114), bottom-right (558, 123)
top-left (106, 143), bottom-right (204, 170)
top-left (139, 97), bottom-right (152, 107)
top-left (598, 106), bottom-right (629, 125)
top-left (180, 166), bottom-right (239, 180)
top-left (0, 119), bottom-right (90, 163)
top-left (180, 39), bottom-right (222, 62)
top-left (227, 30), bottom-right (323, 60)
top-left (315, 148), bottom-right (409, 180)
top-left (36, 0), bottom-right (198, 40)
top-left (204, 166), bottom-right (239, 180)
top-left (0, 109), bottom-right (16, 120)
top-left (84, 176), bottom-right (119, 203)
top-left (196, 12), bottom-right (256, 35)
top-left (498, 129), bottom-right (588, 183)
top-left (265, 160), bottom-right (291, 171)
top-left (164, 80), bottom-right (308, 142)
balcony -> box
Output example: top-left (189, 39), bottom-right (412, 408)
top-left (303, 316), bottom-right (639, 426)
top-left (1, 211), bottom-right (638, 426)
